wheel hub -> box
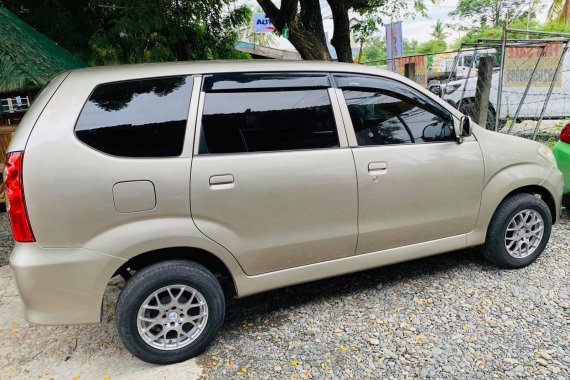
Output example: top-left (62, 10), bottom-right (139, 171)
top-left (136, 285), bottom-right (208, 351)
top-left (504, 209), bottom-right (544, 259)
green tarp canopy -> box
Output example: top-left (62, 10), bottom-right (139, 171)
top-left (0, 7), bottom-right (87, 93)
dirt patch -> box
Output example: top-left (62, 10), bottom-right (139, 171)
top-left (0, 267), bottom-right (202, 379)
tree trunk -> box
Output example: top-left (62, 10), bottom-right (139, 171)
top-left (327, 0), bottom-right (354, 62)
top-left (300, 0), bottom-right (326, 42)
top-left (289, 30), bottom-right (333, 60)
top-left (257, 0), bottom-right (332, 61)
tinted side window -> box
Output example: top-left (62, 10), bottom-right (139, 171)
top-left (199, 89), bottom-right (339, 154)
top-left (75, 76), bottom-right (193, 157)
top-left (343, 90), bottom-right (454, 145)
top-left (203, 72), bottom-right (330, 91)
top-left (335, 74), bottom-right (454, 146)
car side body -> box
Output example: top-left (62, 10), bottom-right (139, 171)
top-left (6, 61), bottom-right (563, 363)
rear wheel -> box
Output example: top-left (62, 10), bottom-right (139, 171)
top-left (481, 193), bottom-right (552, 269)
top-left (116, 260), bottom-right (225, 364)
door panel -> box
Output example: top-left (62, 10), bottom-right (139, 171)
top-left (191, 78), bottom-right (358, 275)
top-left (332, 73), bottom-right (485, 254)
top-left (190, 149), bottom-right (358, 275)
top-left (353, 142), bottom-right (484, 254)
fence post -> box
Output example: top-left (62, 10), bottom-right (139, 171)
top-left (495, 27), bottom-right (508, 131)
top-left (404, 63), bottom-right (416, 82)
top-left (473, 56), bottom-right (494, 126)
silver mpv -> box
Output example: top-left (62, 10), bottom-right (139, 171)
top-left (6, 61), bottom-right (563, 364)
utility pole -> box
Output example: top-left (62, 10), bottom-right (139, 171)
top-left (526, 0), bottom-right (532, 39)
top-left (357, 40), bottom-right (364, 63)
top-left (389, 19), bottom-right (394, 71)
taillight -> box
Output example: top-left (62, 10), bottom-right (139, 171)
top-left (561, 123), bottom-right (570, 144)
top-left (4, 152), bottom-right (35, 242)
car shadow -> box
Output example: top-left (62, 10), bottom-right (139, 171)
top-left (220, 247), bottom-right (490, 332)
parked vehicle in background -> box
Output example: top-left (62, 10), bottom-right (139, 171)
top-left (439, 44), bottom-right (570, 129)
top-left (430, 49), bottom-right (498, 79)
top-left (553, 122), bottom-right (570, 207)
top-left (5, 61), bottom-right (563, 365)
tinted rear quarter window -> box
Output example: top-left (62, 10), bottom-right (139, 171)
top-left (75, 76), bottom-right (193, 157)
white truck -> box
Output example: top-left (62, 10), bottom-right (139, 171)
top-left (434, 45), bottom-right (570, 129)
top-left (430, 49), bottom-right (498, 79)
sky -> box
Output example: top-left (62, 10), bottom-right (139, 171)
top-left (240, 0), bottom-right (551, 50)
top-left (404, 0), bottom-right (461, 44)
top-left (402, 0), bottom-right (548, 44)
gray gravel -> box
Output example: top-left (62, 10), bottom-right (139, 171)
top-left (0, 212), bottom-right (13, 267)
top-left (201, 209), bottom-right (570, 379)
top-left (0, 210), bottom-right (568, 379)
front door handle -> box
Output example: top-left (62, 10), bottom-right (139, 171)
top-left (368, 161), bottom-right (387, 175)
top-left (209, 174), bottom-right (234, 189)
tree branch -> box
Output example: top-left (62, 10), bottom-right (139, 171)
top-left (326, 0), bottom-right (353, 62)
top-left (256, 0), bottom-right (280, 23)
top-left (300, 0), bottom-right (326, 41)
top-left (256, 0), bottom-right (332, 61)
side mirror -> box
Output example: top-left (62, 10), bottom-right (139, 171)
top-left (458, 115), bottom-right (471, 143)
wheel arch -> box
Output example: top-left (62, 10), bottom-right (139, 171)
top-left (503, 185), bottom-right (557, 224)
top-left (114, 246), bottom-right (239, 298)
top-left (468, 168), bottom-right (558, 247)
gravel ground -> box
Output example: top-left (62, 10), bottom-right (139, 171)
top-left (199, 209), bottom-right (570, 379)
top-left (0, 210), bottom-right (568, 379)
top-left (0, 213), bottom-right (14, 267)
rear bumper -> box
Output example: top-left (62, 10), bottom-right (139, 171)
top-left (9, 243), bottom-right (124, 325)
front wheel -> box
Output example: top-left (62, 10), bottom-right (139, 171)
top-left (481, 193), bottom-right (552, 269)
top-left (116, 260), bottom-right (225, 364)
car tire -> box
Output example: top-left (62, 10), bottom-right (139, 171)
top-left (116, 260), bottom-right (225, 364)
top-left (481, 193), bottom-right (552, 269)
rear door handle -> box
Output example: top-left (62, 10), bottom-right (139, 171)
top-left (209, 174), bottom-right (234, 189)
top-left (368, 161), bottom-right (387, 175)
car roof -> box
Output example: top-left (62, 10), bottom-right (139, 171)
top-left (67, 60), bottom-right (392, 80)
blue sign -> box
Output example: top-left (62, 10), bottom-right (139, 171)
top-left (253, 13), bottom-right (276, 33)
top-left (386, 22), bottom-right (403, 71)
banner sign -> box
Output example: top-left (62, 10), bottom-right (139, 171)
top-left (394, 55), bottom-right (428, 87)
top-left (252, 13), bottom-right (275, 33)
top-left (504, 42), bottom-right (563, 88)
top-left (386, 22), bottom-right (403, 71)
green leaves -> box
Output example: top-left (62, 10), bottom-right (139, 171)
top-left (1, 0), bottom-right (251, 65)
top-left (449, 0), bottom-right (527, 28)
